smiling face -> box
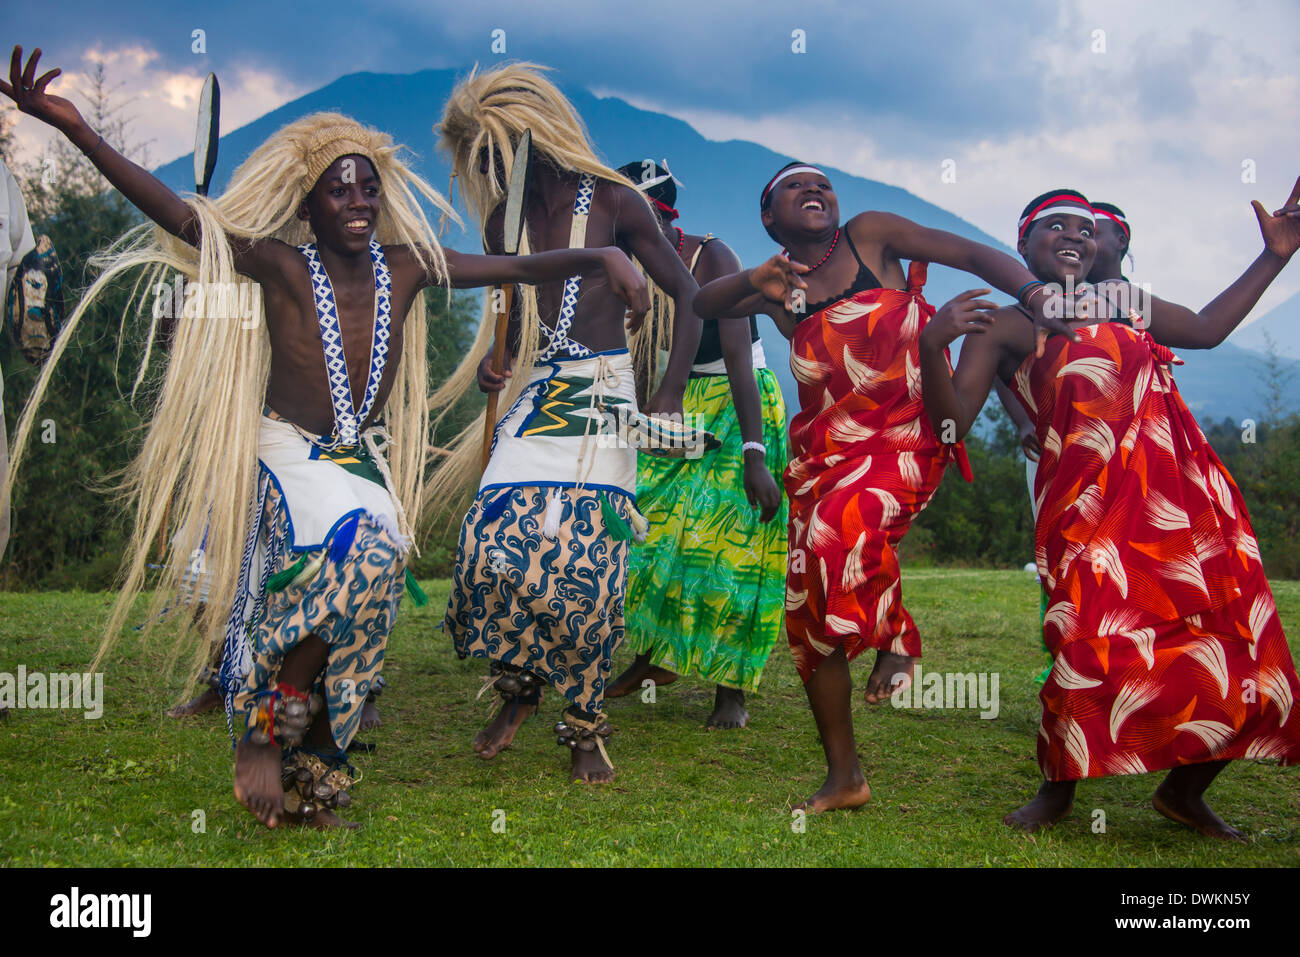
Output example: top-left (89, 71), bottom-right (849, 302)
top-left (762, 171), bottom-right (839, 244)
top-left (299, 154), bottom-right (381, 254)
top-left (1018, 212), bottom-right (1097, 285)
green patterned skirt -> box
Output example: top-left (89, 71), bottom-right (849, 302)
top-left (626, 369), bottom-right (788, 691)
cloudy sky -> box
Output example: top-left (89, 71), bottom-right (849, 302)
top-left (6, 0), bottom-right (1299, 319)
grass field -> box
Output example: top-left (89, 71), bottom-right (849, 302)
top-left (1, 570), bottom-right (1297, 867)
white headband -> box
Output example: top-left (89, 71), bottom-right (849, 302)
top-left (1018, 204), bottom-right (1095, 236)
top-left (763, 165), bottom-right (827, 202)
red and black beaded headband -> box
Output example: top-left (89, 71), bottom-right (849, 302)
top-left (1018, 192), bottom-right (1095, 240)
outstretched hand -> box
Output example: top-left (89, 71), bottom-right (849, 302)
top-left (920, 289), bottom-right (998, 350)
top-left (748, 254), bottom-right (809, 310)
top-left (1253, 175), bottom-right (1300, 261)
top-left (0, 47), bottom-right (82, 134)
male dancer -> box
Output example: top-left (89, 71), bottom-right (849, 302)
top-left (2, 46), bottom-right (645, 826)
top-left (436, 65), bottom-right (703, 783)
top-left (920, 184), bottom-right (1300, 837)
top-left (603, 160), bottom-right (786, 729)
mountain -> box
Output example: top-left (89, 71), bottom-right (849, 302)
top-left (153, 68), bottom-right (1294, 424)
top-left (1229, 290), bottom-right (1300, 359)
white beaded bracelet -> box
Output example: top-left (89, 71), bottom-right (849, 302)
top-left (742, 442), bottom-right (766, 455)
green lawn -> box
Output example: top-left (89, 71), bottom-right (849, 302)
top-left (1, 570), bottom-right (1297, 867)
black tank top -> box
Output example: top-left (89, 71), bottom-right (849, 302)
top-left (690, 236), bottom-right (760, 365)
top-left (803, 230), bottom-right (883, 316)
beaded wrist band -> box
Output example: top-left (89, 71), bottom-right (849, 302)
top-left (82, 134), bottom-right (104, 161)
top-left (1020, 283), bottom-right (1050, 309)
top-left (1016, 280), bottom-right (1045, 303)
top-left (742, 441), bottom-right (766, 456)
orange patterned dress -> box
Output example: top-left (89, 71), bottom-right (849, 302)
top-left (784, 262), bottom-right (970, 682)
top-left (1012, 321), bottom-right (1300, 780)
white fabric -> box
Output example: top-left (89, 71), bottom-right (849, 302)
top-left (480, 350), bottom-right (638, 496)
top-left (1020, 204), bottom-right (1095, 231)
top-left (1026, 455), bottom-right (1039, 521)
top-left (690, 338), bottom-right (768, 376)
top-left (0, 159), bottom-right (35, 562)
top-left (764, 165), bottom-right (826, 198)
top-left (0, 159), bottom-right (36, 294)
top-left (257, 415), bottom-right (402, 552)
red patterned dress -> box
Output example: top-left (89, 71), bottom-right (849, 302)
top-left (1012, 321), bottom-right (1300, 780)
top-left (784, 261), bottom-right (971, 682)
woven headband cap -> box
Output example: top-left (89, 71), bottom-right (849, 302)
top-left (302, 124), bottom-right (384, 193)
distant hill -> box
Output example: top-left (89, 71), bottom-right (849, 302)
top-left (153, 68), bottom-right (1294, 425)
top-left (1230, 290), bottom-right (1300, 360)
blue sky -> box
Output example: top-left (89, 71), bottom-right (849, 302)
top-left (7, 0), bottom-right (1300, 316)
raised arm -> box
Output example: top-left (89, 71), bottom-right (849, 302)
top-left (917, 292), bottom-right (1021, 442)
top-left (1, 46), bottom-right (289, 285)
top-left (853, 211), bottom-right (1071, 352)
top-left (3, 47), bottom-right (198, 238)
top-left (695, 254), bottom-right (809, 339)
top-left (1095, 178), bottom-right (1300, 349)
top-left (441, 244), bottom-right (647, 303)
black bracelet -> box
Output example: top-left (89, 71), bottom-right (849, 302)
top-left (82, 133), bottom-right (104, 160)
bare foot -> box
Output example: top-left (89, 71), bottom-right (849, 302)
top-left (794, 772), bottom-right (872, 813)
top-left (863, 651), bottom-right (916, 704)
top-left (473, 697), bottom-right (537, 759)
top-left (1004, 780), bottom-right (1076, 832)
top-left (570, 744), bottom-right (615, 783)
top-left (286, 806), bottom-right (361, 831)
top-left (1153, 782), bottom-right (1246, 841)
top-left (166, 686), bottom-right (222, 718)
top-left (359, 698), bottom-right (382, 732)
top-left (607, 653), bottom-right (678, 699)
top-left (706, 685), bottom-right (749, 730)
top-left (233, 737), bottom-right (284, 828)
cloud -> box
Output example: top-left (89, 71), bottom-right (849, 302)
top-left (594, 0), bottom-right (1299, 318)
top-left (7, 44), bottom-right (307, 172)
top-left (3, 0), bottom-right (1295, 321)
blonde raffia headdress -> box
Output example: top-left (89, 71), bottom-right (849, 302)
top-left (3, 111), bottom-right (457, 679)
top-left (301, 122), bottom-right (384, 193)
top-left (424, 62), bottom-right (655, 519)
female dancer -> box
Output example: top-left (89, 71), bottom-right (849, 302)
top-left (695, 162), bottom-right (1065, 811)
top-left (919, 184), bottom-right (1300, 837)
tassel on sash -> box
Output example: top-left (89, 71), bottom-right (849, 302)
top-left (542, 489), bottom-right (564, 540)
top-left (404, 569), bottom-right (428, 607)
top-left (599, 490), bottom-right (634, 542)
